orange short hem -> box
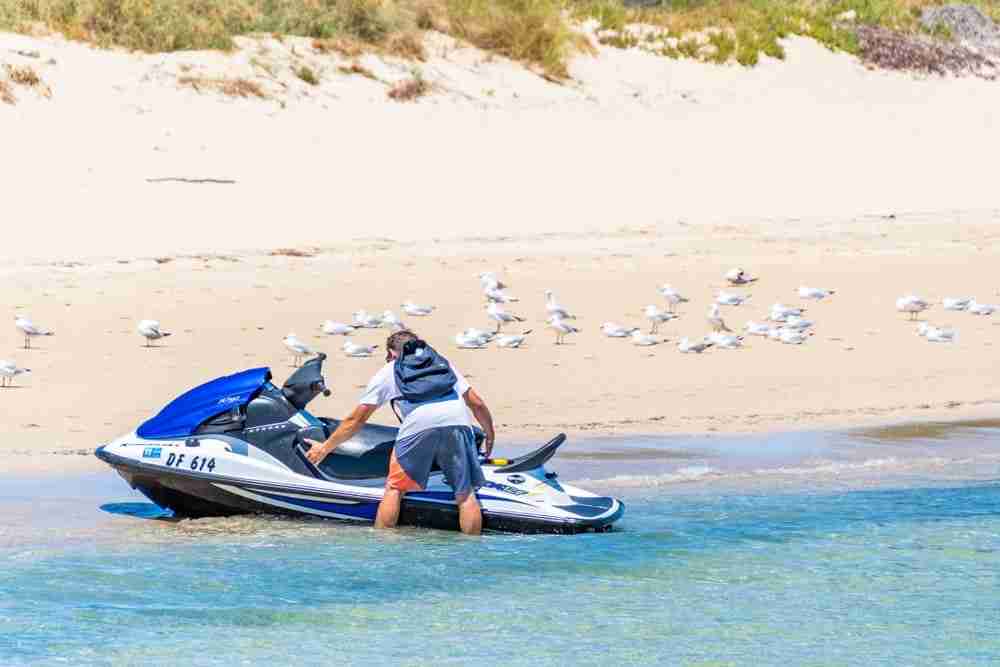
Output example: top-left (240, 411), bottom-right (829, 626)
top-left (388, 451), bottom-right (423, 492)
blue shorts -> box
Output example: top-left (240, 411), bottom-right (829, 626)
top-left (389, 426), bottom-right (485, 497)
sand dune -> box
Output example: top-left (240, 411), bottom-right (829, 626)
top-left (2, 32), bottom-right (999, 263)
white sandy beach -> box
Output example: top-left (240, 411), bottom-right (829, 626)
top-left (2, 29), bottom-right (999, 474)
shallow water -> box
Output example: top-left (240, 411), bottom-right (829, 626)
top-left (2, 422), bottom-right (1000, 665)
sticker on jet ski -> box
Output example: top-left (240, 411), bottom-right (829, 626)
top-left (482, 480), bottom-right (529, 496)
top-left (164, 452), bottom-right (216, 472)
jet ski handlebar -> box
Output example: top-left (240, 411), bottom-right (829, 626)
top-left (281, 353), bottom-right (331, 411)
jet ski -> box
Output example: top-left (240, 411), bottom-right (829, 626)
top-left (95, 355), bottom-right (624, 533)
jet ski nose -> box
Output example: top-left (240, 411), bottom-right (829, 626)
top-left (94, 444), bottom-right (109, 462)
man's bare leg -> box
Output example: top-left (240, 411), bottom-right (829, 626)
top-left (455, 491), bottom-right (482, 536)
top-left (375, 487), bottom-right (405, 529)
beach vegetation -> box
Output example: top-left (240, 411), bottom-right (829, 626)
top-left (446, 0), bottom-right (583, 77)
top-left (178, 76), bottom-right (269, 98)
top-left (387, 67), bottom-right (431, 99)
top-left (0, 79), bottom-right (14, 105)
top-left (296, 64), bottom-right (321, 84)
top-left (575, 0), bottom-right (1000, 67)
top-left (0, 0), bottom-right (575, 78)
top-left (0, 0), bottom-right (997, 78)
top-left (385, 30), bottom-right (428, 59)
top-left (1, 63), bottom-right (51, 102)
top-left (6, 63), bottom-right (41, 87)
top-left (338, 61), bottom-right (380, 79)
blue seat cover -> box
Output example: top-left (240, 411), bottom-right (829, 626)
top-left (137, 368), bottom-right (272, 440)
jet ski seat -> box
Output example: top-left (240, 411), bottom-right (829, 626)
top-left (296, 419), bottom-right (482, 482)
top-left (319, 443), bottom-right (394, 480)
top-left (290, 419), bottom-right (397, 480)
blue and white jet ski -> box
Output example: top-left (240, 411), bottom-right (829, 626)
top-left (95, 355), bottom-right (624, 533)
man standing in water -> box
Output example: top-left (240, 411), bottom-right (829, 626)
top-left (305, 330), bottom-right (495, 535)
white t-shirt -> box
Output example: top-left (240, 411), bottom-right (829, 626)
top-left (359, 362), bottom-right (473, 440)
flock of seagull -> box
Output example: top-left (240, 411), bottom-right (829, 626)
top-left (270, 267), bottom-right (995, 365)
top-left (3, 268), bottom-right (997, 385)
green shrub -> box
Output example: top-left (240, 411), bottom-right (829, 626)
top-left (447, 0), bottom-right (579, 77)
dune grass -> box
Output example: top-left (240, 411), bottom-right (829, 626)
top-left (446, 0), bottom-right (584, 77)
top-left (387, 66), bottom-right (432, 98)
top-left (0, 0), bottom-right (996, 77)
top-left (178, 75), bottom-right (269, 98)
top-left (0, 0), bottom-right (574, 76)
top-left (1, 62), bottom-right (50, 103)
top-left (575, 0), bottom-right (1000, 66)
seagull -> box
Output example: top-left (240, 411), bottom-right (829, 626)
top-left (716, 291), bottom-right (751, 306)
top-left (547, 316), bottom-right (580, 345)
top-left (678, 337), bottom-right (712, 354)
top-left (707, 304), bottom-right (732, 332)
top-left (455, 332), bottom-right (489, 349)
top-left (479, 272), bottom-right (506, 291)
top-left (486, 303), bottom-right (525, 332)
top-left (744, 321), bottom-right (771, 336)
top-left (896, 295), bottom-right (930, 320)
top-left (725, 267), bottom-right (757, 285)
top-left (798, 286), bottom-right (835, 300)
top-left (484, 287), bottom-right (519, 304)
top-left (544, 290), bottom-right (576, 320)
top-left (381, 310), bottom-right (407, 331)
top-left (918, 323), bottom-right (956, 341)
top-left (462, 327), bottom-right (496, 344)
top-left (283, 334), bottom-right (314, 366)
top-left (657, 285), bottom-right (689, 312)
top-left (630, 331), bottom-right (661, 346)
top-left (137, 319), bottom-right (171, 347)
top-left (321, 320), bottom-right (355, 336)
top-left (925, 326), bottom-right (957, 343)
top-left (352, 310), bottom-right (383, 328)
top-left (644, 305), bottom-right (676, 333)
top-left (778, 329), bottom-right (811, 345)
top-left (0, 360), bottom-right (30, 387)
top-left (782, 315), bottom-right (814, 332)
top-left (769, 303), bottom-right (806, 322)
top-left (707, 332), bottom-right (744, 349)
top-left (601, 322), bottom-right (639, 338)
top-left (14, 315), bottom-right (53, 349)
top-left (343, 341), bottom-right (378, 357)
top-left (401, 301), bottom-right (435, 317)
top-left (942, 297), bottom-right (971, 311)
top-left (497, 330), bottom-right (532, 349)
top-left (766, 327), bottom-right (783, 341)
top-left (968, 300), bottom-right (995, 316)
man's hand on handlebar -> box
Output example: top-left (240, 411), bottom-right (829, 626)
top-left (304, 438), bottom-right (331, 465)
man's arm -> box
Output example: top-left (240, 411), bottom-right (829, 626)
top-left (463, 388), bottom-right (496, 457)
top-left (304, 403), bottom-right (378, 465)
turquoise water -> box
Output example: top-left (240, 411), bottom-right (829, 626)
top-left (3, 425), bottom-right (1000, 665)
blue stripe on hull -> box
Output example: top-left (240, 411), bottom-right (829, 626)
top-left (252, 490), bottom-right (378, 520)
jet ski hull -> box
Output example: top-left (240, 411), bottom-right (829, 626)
top-left (97, 443), bottom-right (623, 534)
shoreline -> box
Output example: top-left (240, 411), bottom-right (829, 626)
top-left (5, 409), bottom-right (1000, 478)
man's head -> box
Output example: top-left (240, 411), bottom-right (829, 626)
top-left (385, 330), bottom-right (419, 362)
